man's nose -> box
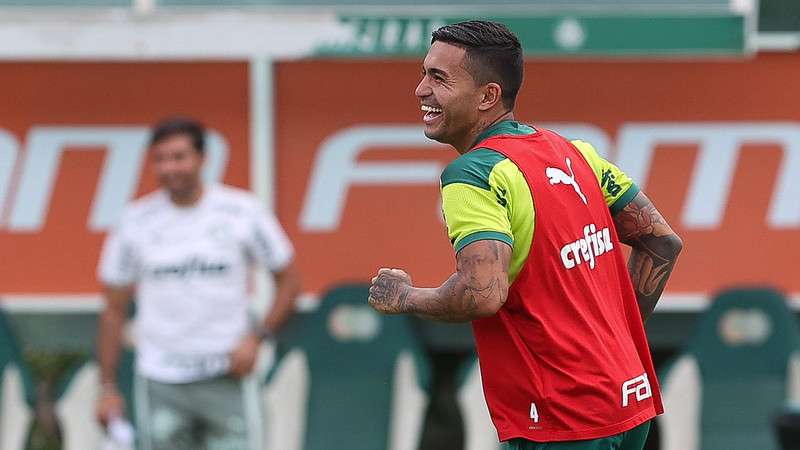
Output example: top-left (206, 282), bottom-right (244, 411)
top-left (156, 159), bottom-right (178, 173)
top-left (415, 78), bottom-right (431, 98)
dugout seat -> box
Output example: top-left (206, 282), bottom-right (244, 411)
top-left (0, 308), bottom-right (35, 450)
top-left (456, 355), bottom-right (501, 450)
top-left (658, 288), bottom-right (800, 450)
top-left (263, 284), bottom-right (431, 450)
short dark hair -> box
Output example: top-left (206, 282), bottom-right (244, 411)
top-left (431, 20), bottom-right (523, 109)
top-left (149, 116), bottom-right (206, 154)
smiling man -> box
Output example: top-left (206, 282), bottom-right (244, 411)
top-left (368, 21), bottom-right (683, 450)
top-left (96, 117), bottom-right (301, 450)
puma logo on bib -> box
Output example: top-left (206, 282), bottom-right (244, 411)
top-left (546, 157), bottom-right (587, 205)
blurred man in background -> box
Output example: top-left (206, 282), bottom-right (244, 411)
top-left (368, 20), bottom-right (682, 449)
top-left (95, 117), bottom-right (300, 450)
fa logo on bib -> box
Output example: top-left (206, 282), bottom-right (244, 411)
top-left (622, 373), bottom-right (652, 407)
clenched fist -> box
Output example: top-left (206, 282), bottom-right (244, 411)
top-left (368, 268), bottom-right (413, 314)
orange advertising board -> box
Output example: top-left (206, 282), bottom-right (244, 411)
top-left (275, 54), bottom-right (800, 304)
top-left (0, 62), bottom-right (251, 295)
top-left (1, 57), bottom-right (798, 306)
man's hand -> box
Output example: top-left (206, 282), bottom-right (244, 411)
top-left (228, 334), bottom-right (260, 378)
top-left (368, 268), bottom-right (413, 314)
top-left (96, 387), bottom-right (126, 425)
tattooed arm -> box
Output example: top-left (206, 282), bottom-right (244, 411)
top-left (613, 191), bottom-right (683, 322)
top-left (368, 240), bottom-right (511, 322)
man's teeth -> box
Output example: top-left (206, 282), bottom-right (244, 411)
top-left (421, 105), bottom-right (443, 113)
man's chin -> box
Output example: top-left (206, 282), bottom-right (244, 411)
top-left (423, 126), bottom-right (447, 144)
top-left (161, 182), bottom-right (192, 197)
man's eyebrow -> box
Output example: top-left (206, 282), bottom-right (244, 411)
top-left (423, 66), bottom-right (449, 78)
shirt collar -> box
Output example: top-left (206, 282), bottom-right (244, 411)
top-left (471, 120), bottom-right (536, 148)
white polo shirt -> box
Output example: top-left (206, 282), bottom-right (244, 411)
top-left (98, 184), bottom-right (293, 383)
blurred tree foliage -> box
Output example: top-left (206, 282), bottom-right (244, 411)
top-left (23, 349), bottom-right (87, 450)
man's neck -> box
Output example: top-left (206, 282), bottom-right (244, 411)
top-left (453, 110), bottom-right (515, 154)
top-left (169, 184), bottom-right (204, 207)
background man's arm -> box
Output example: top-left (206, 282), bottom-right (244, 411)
top-left (612, 191), bottom-right (683, 321)
top-left (369, 240), bottom-right (511, 323)
top-left (262, 261), bottom-right (301, 333)
top-left (228, 261), bottom-right (300, 378)
top-left (96, 284), bottom-right (133, 421)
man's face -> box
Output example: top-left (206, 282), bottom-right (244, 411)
top-left (151, 133), bottom-right (204, 197)
top-left (415, 41), bottom-right (483, 147)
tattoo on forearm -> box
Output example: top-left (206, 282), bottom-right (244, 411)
top-left (614, 192), bottom-right (682, 321)
top-left (442, 273), bottom-right (499, 317)
top-left (410, 240), bottom-right (510, 322)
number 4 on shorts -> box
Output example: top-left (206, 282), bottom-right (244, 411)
top-left (530, 402), bottom-right (539, 423)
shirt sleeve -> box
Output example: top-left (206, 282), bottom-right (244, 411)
top-left (571, 140), bottom-right (640, 214)
top-left (440, 150), bottom-right (513, 253)
top-left (97, 219), bottom-right (140, 287)
top-left (246, 207), bottom-right (294, 271)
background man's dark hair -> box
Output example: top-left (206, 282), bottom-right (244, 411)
top-left (431, 20), bottom-right (523, 110)
top-left (149, 116), bottom-right (206, 154)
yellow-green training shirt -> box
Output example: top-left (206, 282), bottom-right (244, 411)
top-left (441, 120), bottom-right (640, 282)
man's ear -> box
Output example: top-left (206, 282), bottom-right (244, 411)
top-left (478, 82), bottom-right (503, 111)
